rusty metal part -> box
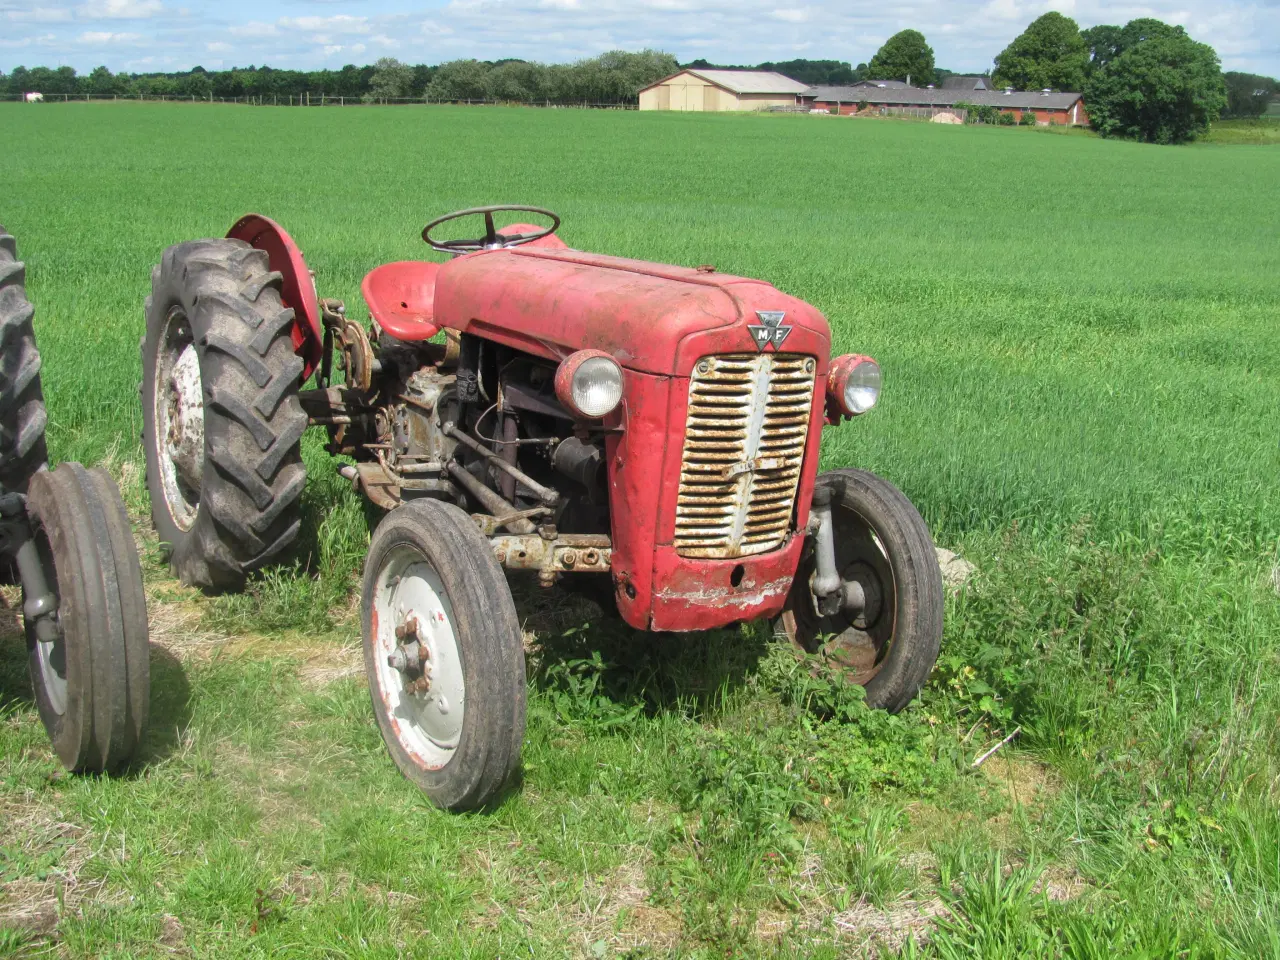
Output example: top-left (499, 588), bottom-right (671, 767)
top-left (470, 507), bottom-right (549, 537)
top-left (445, 462), bottom-right (537, 534)
top-left (444, 423), bottom-right (560, 506)
top-left (674, 353), bottom-right (815, 559)
top-left (498, 413), bottom-right (518, 501)
top-left (322, 299), bottom-right (376, 392)
top-left (300, 386), bottom-right (372, 454)
top-left (165, 344), bottom-right (205, 495)
top-left (356, 462), bottom-right (401, 510)
top-left (491, 533), bottom-right (612, 586)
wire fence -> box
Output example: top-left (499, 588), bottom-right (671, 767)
top-left (0, 92), bottom-right (639, 109)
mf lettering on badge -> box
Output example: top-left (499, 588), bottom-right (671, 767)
top-left (747, 310), bottom-right (793, 351)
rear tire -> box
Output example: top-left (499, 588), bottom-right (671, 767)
top-left (141, 239), bottom-right (306, 590)
top-left (777, 469), bottom-right (943, 713)
top-left (0, 225), bottom-right (48, 496)
top-left (362, 499), bottom-right (526, 811)
top-left (25, 464), bottom-right (150, 772)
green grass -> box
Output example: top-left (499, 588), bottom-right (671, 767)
top-left (2, 103), bottom-right (1280, 957)
top-left (1202, 118), bottom-right (1280, 145)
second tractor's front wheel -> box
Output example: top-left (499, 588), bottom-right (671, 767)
top-left (362, 499), bottom-right (527, 811)
top-left (778, 469), bottom-right (943, 713)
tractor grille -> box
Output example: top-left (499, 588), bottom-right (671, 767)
top-left (673, 353), bottom-right (816, 558)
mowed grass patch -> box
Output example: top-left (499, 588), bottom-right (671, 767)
top-left (1, 103), bottom-right (1278, 956)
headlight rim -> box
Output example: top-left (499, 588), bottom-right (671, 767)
top-left (554, 349), bottom-right (624, 420)
top-left (827, 354), bottom-right (881, 418)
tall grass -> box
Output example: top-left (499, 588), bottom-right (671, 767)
top-left (1, 103), bottom-right (1278, 956)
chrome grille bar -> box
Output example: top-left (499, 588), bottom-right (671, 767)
top-left (673, 353), bottom-right (816, 558)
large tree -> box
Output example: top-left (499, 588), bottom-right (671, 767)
top-left (867, 30), bottom-right (935, 86)
top-left (368, 57), bottom-right (413, 100)
top-left (992, 12), bottom-right (1088, 91)
top-left (1086, 20), bottom-right (1227, 143)
top-left (1223, 71), bottom-right (1277, 118)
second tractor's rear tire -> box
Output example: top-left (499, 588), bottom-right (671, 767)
top-left (0, 225), bottom-right (49, 496)
top-left (141, 240), bottom-right (307, 591)
top-left (25, 464), bottom-right (150, 772)
top-left (362, 499), bottom-right (527, 811)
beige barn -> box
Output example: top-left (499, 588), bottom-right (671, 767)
top-left (638, 70), bottom-right (809, 112)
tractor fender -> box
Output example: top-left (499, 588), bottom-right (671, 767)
top-left (226, 214), bottom-right (324, 380)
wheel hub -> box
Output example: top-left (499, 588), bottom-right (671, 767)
top-left (166, 345), bottom-right (204, 491)
top-left (387, 617), bottom-right (434, 696)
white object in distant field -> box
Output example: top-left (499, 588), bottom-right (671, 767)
top-left (25, 92), bottom-right (44, 102)
top-left (932, 112), bottom-right (963, 124)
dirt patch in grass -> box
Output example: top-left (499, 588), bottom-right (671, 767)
top-left (0, 803), bottom-right (112, 942)
top-left (827, 895), bottom-right (949, 952)
top-left (979, 755), bottom-right (1060, 809)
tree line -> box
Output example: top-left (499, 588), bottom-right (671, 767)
top-left (4, 21), bottom-right (1273, 142)
top-left (0, 50), bottom-right (680, 105)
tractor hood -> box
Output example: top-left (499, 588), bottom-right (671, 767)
top-left (432, 248), bottom-right (831, 376)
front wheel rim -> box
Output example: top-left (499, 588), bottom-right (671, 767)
top-left (372, 543), bottom-right (466, 770)
top-left (789, 507), bottom-right (897, 685)
top-left (30, 527), bottom-right (67, 715)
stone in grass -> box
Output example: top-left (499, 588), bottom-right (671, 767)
top-left (935, 548), bottom-right (976, 589)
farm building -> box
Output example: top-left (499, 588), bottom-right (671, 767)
top-left (803, 85), bottom-right (1089, 125)
top-left (638, 70), bottom-right (810, 111)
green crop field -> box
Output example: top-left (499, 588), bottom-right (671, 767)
top-left (2, 103), bottom-right (1279, 958)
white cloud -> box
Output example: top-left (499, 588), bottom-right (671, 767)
top-left (77, 0), bottom-right (164, 18)
top-left (206, 41), bottom-right (231, 52)
top-left (278, 14), bottom-right (369, 33)
top-left (771, 7), bottom-right (810, 22)
top-left (371, 32), bottom-right (399, 47)
top-left (229, 20), bottom-right (279, 37)
top-left (4, 7), bottom-right (73, 22)
top-left (76, 29), bottom-right (141, 42)
top-left (0, 31), bottom-right (59, 48)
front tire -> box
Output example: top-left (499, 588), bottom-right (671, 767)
top-left (141, 239), bottom-right (307, 590)
top-left (362, 499), bottom-right (526, 811)
top-left (25, 464), bottom-right (150, 772)
top-left (778, 469), bottom-right (943, 713)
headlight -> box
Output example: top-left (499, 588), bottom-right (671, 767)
top-left (827, 355), bottom-right (881, 417)
top-left (555, 350), bottom-right (623, 419)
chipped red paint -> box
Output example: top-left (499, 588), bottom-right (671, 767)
top-left (433, 248), bottom-right (831, 376)
top-left (226, 214), bottom-right (324, 379)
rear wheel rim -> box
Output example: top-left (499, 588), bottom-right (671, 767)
top-left (372, 543), bottom-right (466, 770)
top-left (154, 307), bottom-right (202, 532)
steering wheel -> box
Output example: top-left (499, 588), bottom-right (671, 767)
top-left (422, 205), bottom-right (561, 254)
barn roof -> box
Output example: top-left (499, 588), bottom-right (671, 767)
top-left (805, 85), bottom-right (1083, 109)
top-left (640, 69), bottom-right (810, 95)
top-left (941, 76), bottom-right (993, 91)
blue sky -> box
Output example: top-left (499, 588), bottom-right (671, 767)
top-left (2, 0), bottom-right (1277, 77)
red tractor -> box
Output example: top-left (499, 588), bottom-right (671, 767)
top-left (141, 207), bottom-right (943, 810)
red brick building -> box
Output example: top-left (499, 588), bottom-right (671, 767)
top-left (802, 84), bottom-right (1089, 126)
